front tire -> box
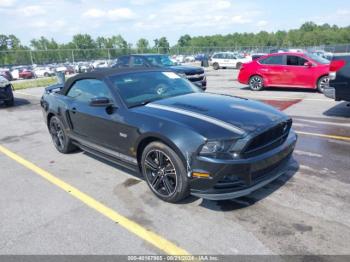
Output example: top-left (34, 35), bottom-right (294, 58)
top-left (5, 97), bottom-right (14, 107)
top-left (49, 116), bottom-right (77, 154)
top-left (249, 75), bottom-right (264, 91)
top-left (317, 76), bottom-right (329, 93)
top-left (213, 63), bottom-right (220, 70)
top-left (141, 142), bottom-right (189, 203)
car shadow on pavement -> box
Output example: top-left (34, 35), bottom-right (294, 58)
top-left (83, 151), bottom-right (300, 208)
top-left (199, 158), bottom-right (300, 212)
top-left (323, 101), bottom-right (350, 118)
top-left (240, 86), bottom-right (317, 93)
top-left (0, 97), bottom-right (31, 109)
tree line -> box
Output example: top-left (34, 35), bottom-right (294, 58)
top-left (1, 22), bottom-right (349, 65)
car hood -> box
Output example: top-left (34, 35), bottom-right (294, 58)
top-left (168, 65), bottom-right (204, 74)
top-left (134, 93), bottom-right (289, 138)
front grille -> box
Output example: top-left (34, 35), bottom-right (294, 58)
top-left (243, 119), bottom-right (292, 158)
top-left (186, 72), bottom-right (205, 82)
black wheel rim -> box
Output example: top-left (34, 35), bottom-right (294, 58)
top-left (319, 77), bottom-right (329, 92)
top-left (144, 150), bottom-right (177, 197)
top-left (49, 119), bottom-right (65, 150)
top-left (250, 76), bottom-right (263, 90)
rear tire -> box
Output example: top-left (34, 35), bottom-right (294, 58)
top-left (49, 116), bottom-right (77, 154)
top-left (141, 142), bottom-right (190, 203)
top-left (213, 63), bottom-right (220, 70)
top-left (317, 76), bottom-right (329, 93)
top-left (249, 75), bottom-right (264, 91)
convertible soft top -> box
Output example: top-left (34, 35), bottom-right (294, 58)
top-left (63, 67), bottom-right (170, 94)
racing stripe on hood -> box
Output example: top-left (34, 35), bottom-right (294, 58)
top-left (146, 103), bottom-right (245, 135)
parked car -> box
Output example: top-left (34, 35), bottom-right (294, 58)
top-left (41, 67), bottom-right (297, 203)
top-left (34, 66), bottom-right (55, 78)
top-left (0, 70), bottom-right (13, 81)
top-left (209, 52), bottom-right (252, 70)
top-left (238, 52), bottom-right (330, 92)
top-left (112, 54), bottom-right (206, 90)
top-left (55, 65), bottom-right (75, 75)
top-left (323, 55), bottom-right (348, 101)
top-left (19, 68), bottom-right (35, 79)
top-left (0, 76), bottom-right (14, 107)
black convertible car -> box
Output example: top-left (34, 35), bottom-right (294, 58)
top-left (41, 68), bottom-right (297, 202)
top-left (0, 76), bottom-right (14, 107)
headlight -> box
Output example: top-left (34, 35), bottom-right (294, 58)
top-left (199, 140), bottom-right (239, 158)
top-left (200, 141), bottom-right (225, 154)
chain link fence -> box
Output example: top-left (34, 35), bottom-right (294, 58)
top-left (1, 44), bottom-right (350, 66)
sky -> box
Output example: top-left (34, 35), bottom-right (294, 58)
top-left (0, 0), bottom-right (350, 46)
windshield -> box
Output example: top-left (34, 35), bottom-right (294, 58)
top-left (109, 71), bottom-right (201, 108)
top-left (144, 55), bottom-right (175, 67)
top-left (306, 53), bottom-right (330, 64)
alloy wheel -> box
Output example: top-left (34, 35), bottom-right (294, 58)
top-left (50, 119), bottom-right (65, 151)
top-left (249, 76), bottom-right (263, 90)
top-left (318, 76), bottom-right (329, 92)
top-left (144, 150), bottom-right (177, 197)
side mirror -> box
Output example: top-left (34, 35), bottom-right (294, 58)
top-left (304, 61), bottom-right (313, 67)
top-left (90, 97), bottom-right (113, 107)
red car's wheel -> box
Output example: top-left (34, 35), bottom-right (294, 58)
top-left (249, 75), bottom-right (264, 91)
top-left (317, 76), bottom-right (329, 93)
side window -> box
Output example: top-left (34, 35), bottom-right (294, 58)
top-left (116, 56), bottom-right (129, 66)
top-left (229, 54), bottom-right (237, 59)
top-left (132, 57), bottom-right (146, 67)
top-left (287, 56), bottom-right (308, 66)
top-left (259, 55), bottom-right (284, 65)
top-left (67, 79), bottom-right (112, 103)
top-left (214, 53), bottom-right (223, 59)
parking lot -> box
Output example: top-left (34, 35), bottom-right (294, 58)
top-left (1, 68), bottom-right (350, 256)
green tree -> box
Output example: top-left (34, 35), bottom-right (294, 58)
top-left (136, 38), bottom-right (149, 52)
top-left (154, 37), bottom-right (169, 53)
top-left (177, 34), bottom-right (191, 47)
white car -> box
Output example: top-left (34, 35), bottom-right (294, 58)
top-left (92, 60), bottom-right (109, 68)
top-left (209, 52), bottom-right (252, 70)
top-left (34, 67), bottom-right (55, 78)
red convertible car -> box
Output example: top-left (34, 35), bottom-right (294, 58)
top-left (238, 52), bottom-right (330, 92)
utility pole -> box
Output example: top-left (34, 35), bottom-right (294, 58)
top-left (29, 50), bottom-right (34, 65)
top-left (71, 50), bottom-right (75, 63)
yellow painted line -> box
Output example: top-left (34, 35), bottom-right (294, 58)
top-left (296, 131), bottom-right (350, 141)
top-left (0, 144), bottom-right (190, 256)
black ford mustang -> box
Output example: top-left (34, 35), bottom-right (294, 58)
top-left (41, 68), bottom-right (297, 203)
top-left (0, 76), bottom-right (14, 107)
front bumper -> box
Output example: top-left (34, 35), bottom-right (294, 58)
top-left (189, 131), bottom-right (297, 200)
top-left (189, 76), bottom-right (207, 90)
top-left (323, 86), bottom-right (335, 100)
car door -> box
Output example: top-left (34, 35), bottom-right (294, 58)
top-left (66, 78), bottom-right (127, 153)
top-left (285, 55), bottom-right (313, 87)
top-left (258, 54), bottom-right (287, 86)
top-left (226, 54), bottom-right (237, 68)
